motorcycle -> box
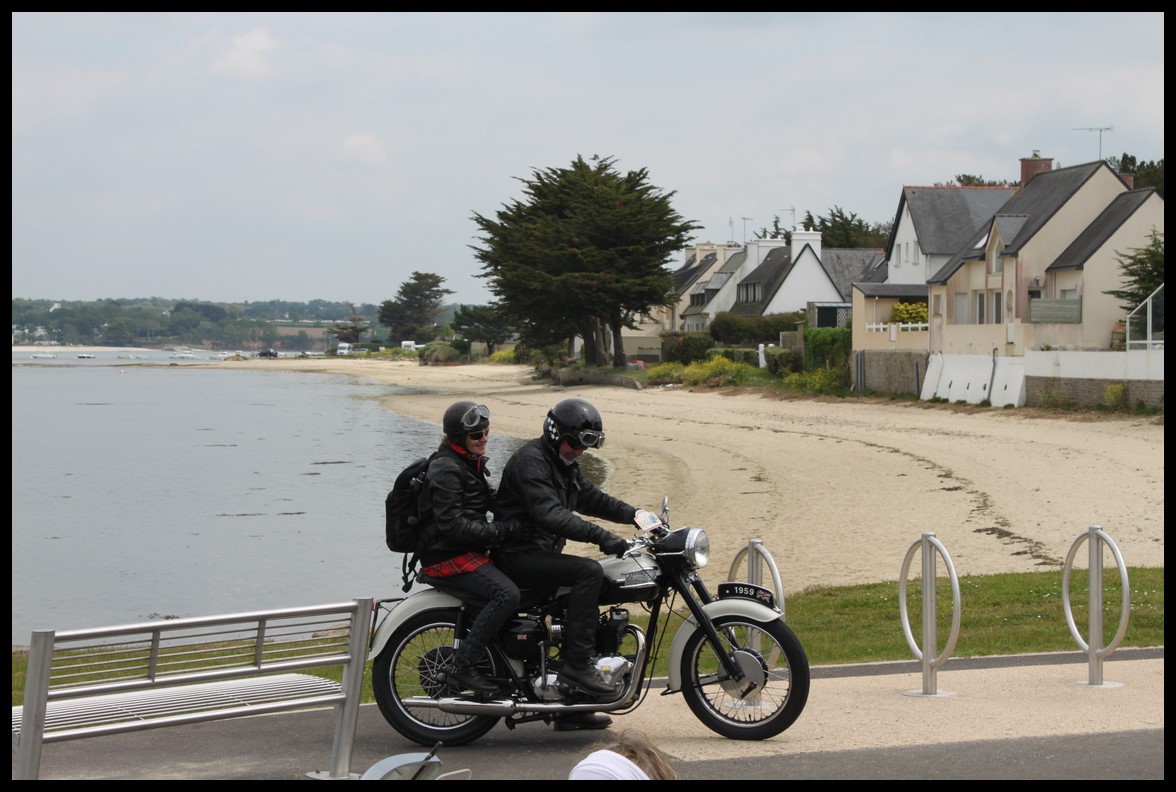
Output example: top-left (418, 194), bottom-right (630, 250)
top-left (368, 498), bottom-right (810, 745)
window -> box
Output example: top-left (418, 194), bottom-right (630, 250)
top-left (953, 292), bottom-right (967, 324)
top-left (988, 246), bottom-right (1002, 274)
top-left (992, 291), bottom-right (1002, 323)
top-left (976, 292), bottom-right (986, 325)
top-left (1061, 288), bottom-right (1079, 300)
top-left (932, 295), bottom-right (943, 316)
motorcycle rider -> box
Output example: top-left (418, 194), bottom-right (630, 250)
top-left (493, 397), bottom-right (655, 731)
top-left (417, 401), bottom-right (521, 698)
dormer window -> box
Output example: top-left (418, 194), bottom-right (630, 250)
top-left (988, 245), bottom-right (1002, 274)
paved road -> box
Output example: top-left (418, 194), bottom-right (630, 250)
top-left (16, 648), bottom-right (1163, 780)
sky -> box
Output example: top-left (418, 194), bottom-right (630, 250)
top-left (11, 12), bottom-right (1165, 308)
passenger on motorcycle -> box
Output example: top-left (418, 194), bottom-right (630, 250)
top-left (492, 398), bottom-right (656, 729)
top-left (416, 401), bottom-right (521, 698)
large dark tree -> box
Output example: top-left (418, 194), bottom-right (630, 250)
top-left (451, 303), bottom-right (514, 356)
top-left (472, 155), bottom-right (699, 367)
top-left (378, 272), bottom-right (454, 343)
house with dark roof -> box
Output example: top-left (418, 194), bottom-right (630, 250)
top-left (927, 156), bottom-right (1162, 354)
top-left (620, 242), bottom-right (740, 360)
top-left (725, 229), bottom-right (879, 327)
top-left (853, 152), bottom-right (1163, 407)
top-left (853, 179), bottom-right (1016, 357)
top-left (886, 184), bottom-right (1017, 286)
top-left (679, 238), bottom-right (788, 332)
top-left (920, 154), bottom-right (1164, 406)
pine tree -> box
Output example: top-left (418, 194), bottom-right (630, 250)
top-left (1103, 228), bottom-right (1165, 313)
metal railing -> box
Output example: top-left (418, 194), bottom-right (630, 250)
top-left (1126, 283), bottom-right (1164, 350)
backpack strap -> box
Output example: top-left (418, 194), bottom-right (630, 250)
top-left (401, 550), bottom-right (420, 592)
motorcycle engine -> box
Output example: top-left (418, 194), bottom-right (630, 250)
top-left (594, 654), bottom-right (631, 687)
top-left (595, 607), bottom-right (629, 656)
top-left (501, 617), bottom-right (546, 661)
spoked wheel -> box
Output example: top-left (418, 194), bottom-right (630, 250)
top-left (371, 609), bottom-right (500, 746)
top-left (679, 615), bottom-right (810, 740)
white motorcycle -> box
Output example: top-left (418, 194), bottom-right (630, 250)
top-left (369, 498), bottom-right (810, 744)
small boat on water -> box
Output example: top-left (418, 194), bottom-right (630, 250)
top-left (168, 350), bottom-right (197, 360)
top-left (77, 353), bottom-right (96, 359)
top-left (30, 353), bottom-right (57, 360)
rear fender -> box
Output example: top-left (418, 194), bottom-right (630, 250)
top-left (370, 588), bottom-right (462, 658)
top-left (666, 598), bottom-right (782, 691)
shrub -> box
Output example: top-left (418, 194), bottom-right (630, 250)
top-left (710, 347), bottom-right (760, 366)
top-left (765, 346), bottom-right (799, 375)
top-left (645, 361), bottom-right (685, 385)
top-left (489, 349), bottom-right (516, 364)
top-left (709, 311), bottom-right (805, 345)
top-left (1103, 382), bottom-right (1127, 411)
top-left (890, 301), bottom-right (929, 323)
top-left (781, 366), bottom-right (850, 395)
top-left (419, 342), bottom-right (461, 365)
top-left (682, 356), bottom-right (754, 387)
top-left (661, 332), bottom-right (713, 365)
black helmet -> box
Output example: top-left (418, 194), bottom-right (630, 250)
top-left (443, 400), bottom-right (490, 442)
top-left (544, 398), bottom-right (605, 449)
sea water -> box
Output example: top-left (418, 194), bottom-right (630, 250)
top-left (10, 362), bottom-right (525, 646)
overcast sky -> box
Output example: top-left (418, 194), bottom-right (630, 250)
top-left (12, 12), bottom-right (1165, 307)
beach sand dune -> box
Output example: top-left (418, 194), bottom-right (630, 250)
top-left (212, 357), bottom-right (1163, 592)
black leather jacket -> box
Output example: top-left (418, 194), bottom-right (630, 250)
top-left (492, 437), bottom-right (636, 563)
top-left (417, 442), bottom-right (510, 566)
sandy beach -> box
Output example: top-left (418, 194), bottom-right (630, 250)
top-left (196, 354), bottom-right (1165, 592)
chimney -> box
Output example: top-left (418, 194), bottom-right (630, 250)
top-left (1020, 150), bottom-right (1053, 186)
top-left (790, 228), bottom-right (822, 264)
top-left (1119, 172), bottom-right (1135, 189)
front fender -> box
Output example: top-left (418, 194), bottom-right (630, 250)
top-left (666, 598), bottom-right (783, 691)
top-left (370, 588), bottom-right (462, 658)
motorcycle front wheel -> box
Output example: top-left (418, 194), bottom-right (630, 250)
top-left (679, 614), bottom-right (810, 740)
top-left (371, 608), bottom-right (501, 747)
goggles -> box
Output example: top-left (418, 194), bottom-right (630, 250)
top-left (568, 429), bottom-right (605, 450)
top-left (460, 404), bottom-right (491, 431)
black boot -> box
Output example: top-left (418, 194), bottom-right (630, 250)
top-left (447, 657), bottom-right (499, 698)
top-left (557, 662), bottom-right (618, 699)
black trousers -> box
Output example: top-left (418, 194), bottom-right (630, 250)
top-left (496, 550), bottom-right (604, 666)
top-left (440, 563), bottom-right (520, 663)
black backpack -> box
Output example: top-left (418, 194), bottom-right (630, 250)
top-left (385, 452), bottom-right (437, 591)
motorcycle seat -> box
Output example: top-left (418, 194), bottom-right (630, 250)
top-left (417, 573), bottom-right (553, 610)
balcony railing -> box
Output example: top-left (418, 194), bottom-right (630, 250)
top-left (1126, 283), bottom-right (1164, 350)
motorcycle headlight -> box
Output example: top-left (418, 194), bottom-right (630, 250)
top-left (685, 528), bottom-right (709, 568)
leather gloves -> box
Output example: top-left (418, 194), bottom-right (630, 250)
top-left (493, 521), bottom-right (520, 544)
top-left (599, 534), bottom-right (629, 557)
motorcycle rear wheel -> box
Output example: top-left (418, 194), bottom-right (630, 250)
top-left (371, 609), bottom-right (501, 746)
top-left (679, 614), bottom-right (810, 740)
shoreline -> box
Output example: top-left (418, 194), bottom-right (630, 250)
top-left (202, 356), bottom-right (1164, 593)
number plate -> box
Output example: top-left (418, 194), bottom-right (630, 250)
top-left (717, 582), bottom-right (777, 610)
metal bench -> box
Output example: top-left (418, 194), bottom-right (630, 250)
top-left (12, 598), bottom-right (372, 780)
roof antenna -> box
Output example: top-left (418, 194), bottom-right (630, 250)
top-left (1073, 126), bottom-right (1113, 161)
